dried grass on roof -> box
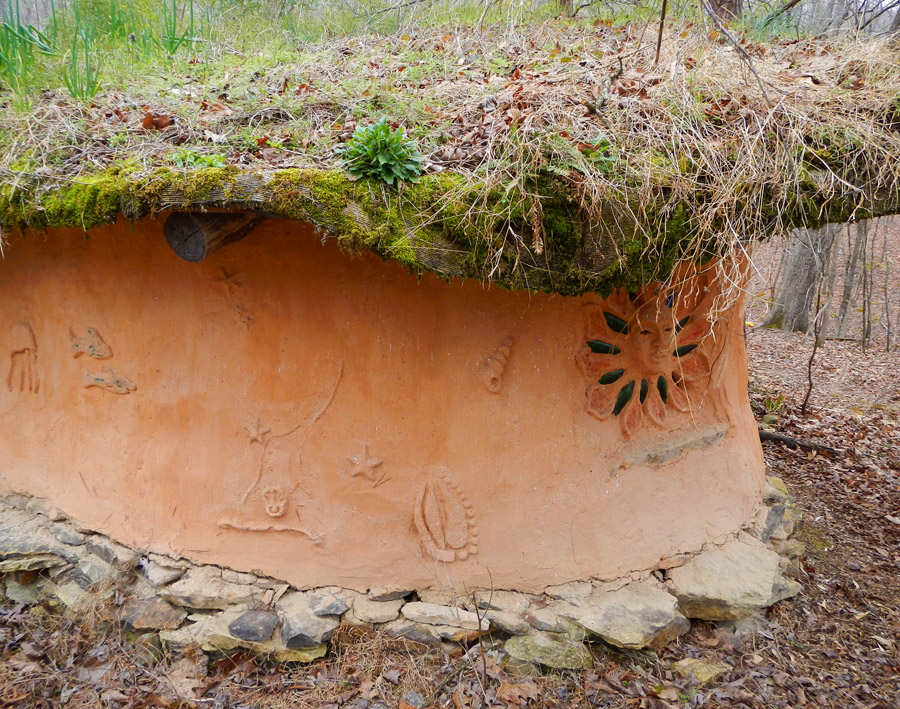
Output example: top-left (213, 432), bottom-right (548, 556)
top-left (1, 20), bottom-right (899, 293)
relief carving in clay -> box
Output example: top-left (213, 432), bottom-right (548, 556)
top-left (6, 321), bottom-right (39, 393)
top-left (70, 327), bottom-right (112, 359)
top-left (218, 362), bottom-right (344, 544)
top-left (479, 335), bottom-right (513, 394)
top-left (262, 487), bottom-right (289, 517)
top-left (413, 470), bottom-right (478, 563)
top-left (215, 267), bottom-right (242, 294)
top-left (576, 269), bottom-right (716, 438)
top-left (83, 367), bottom-right (136, 394)
top-left (348, 443), bottom-right (385, 485)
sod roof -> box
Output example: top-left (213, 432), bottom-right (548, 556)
top-left (1, 20), bottom-right (899, 295)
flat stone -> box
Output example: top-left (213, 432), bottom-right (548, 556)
top-left (25, 497), bottom-right (67, 521)
top-left (474, 590), bottom-right (532, 614)
top-left (775, 538), bottom-right (806, 559)
top-left (228, 610), bottom-right (278, 642)
top-left (74, 557), bottom-right (118, 588)
top-left (4, 493), bottom-right (31, 510)
top-left (416, 588), bottom-right (465, 606)
top-left (221, 569), bottom-right (257, 585)
top-left (53, 581), bottom-right (94, 613)
top-left (0, 553), bottom-right (67, 573)
top-left (559, 580), bottom-right (690, 650)
top-left (504, 632), bottom-right (593, 670)
top-left (485, 610), bottom-right (530, 636)
top-left (401, 602), bottom-right (488, 631)
top-left (85, 537), bottom-right (138, 567)
top-left (148, 553), bottom-right (192, 569)
top-left (368, 586), bottom-right (411, 602)
top-left (672, 658), bottom-right (729, 686)
top-left (0, 507), bottom-right (80, 563)
top-left (544, 580), bottom-right (593, 604)
top-left (142, 560), bottom-right (186, 587)
top-left (207, 631), bottom-right (327, 663)
top-left (383, 618), bottom-right (442, 646)
top-left (160, 608), bottom-right (327, 663)
top-left (160, 610), bottom-right (234, 650)
top-left (345, 596), bottom-right (404, 625)
top-left (309, 589), bottom-right (350, 617)
top-left (502, 656), bottom-right (541, 678)
top-left (524, 605), bottom-right (567, 633)
top-left (764, 476), bottom-right (792, 503)
top-left (53, 581), bottom-right (92, 612)
top-left (122, 598), bottom-right (188, 631)
top-left (4, 577), bottom-right (57, 604)
top-left (761, 505), bottom-right (786, 543)
top-left (668, 539), bottom-right (793, 621)
top-left (50, 523), bottom-right (86, 547)
top-left (277, 591), bottom-right (340, 647)
top-left (160, 568), bottom-right (258, 610)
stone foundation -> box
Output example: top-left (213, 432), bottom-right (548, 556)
top-left (0, 479), bottom-right (803, 665)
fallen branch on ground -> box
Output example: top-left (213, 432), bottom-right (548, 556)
top-left (759, 429), bottom-right (842, 456)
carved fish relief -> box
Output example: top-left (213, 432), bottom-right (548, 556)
top-left (83, 367), bottom-right (136, 395)
top-left (70, 327), bottom-right (112, 359)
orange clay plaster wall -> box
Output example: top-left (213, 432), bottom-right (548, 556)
top-left (0, 217), bottom-right (764, 593)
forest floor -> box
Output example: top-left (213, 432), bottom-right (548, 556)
top-left (1, 327), bottom-right (898, 709)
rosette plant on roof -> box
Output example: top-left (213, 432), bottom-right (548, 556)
top-left (335, 117), bottom-right (423, 186)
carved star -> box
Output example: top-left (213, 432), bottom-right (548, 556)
top-left (348, 445), bottom-right (383, 482)
top-left (216, 267), bottom-right (242, 293)
top-left (245, 418), bottom-right (271, 444)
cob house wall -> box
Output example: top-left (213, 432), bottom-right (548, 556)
top-left (0, 213), bottom-right (763, 593)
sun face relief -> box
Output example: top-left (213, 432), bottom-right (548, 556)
top-left (577, 277), bottom-right (715, 437)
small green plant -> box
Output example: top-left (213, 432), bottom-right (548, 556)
top-left (585, 132), bottom-right (617, 174)
top-left (763, 392), bottom-right (788, 413)
top-left (335, 117), bottom-right (423, 186)
top-left (171, 148), bottom-right (226, 168)
top-left (159, 0), bottom-right (195, 55)
top-left (63, 30), bottom-right (101, 101)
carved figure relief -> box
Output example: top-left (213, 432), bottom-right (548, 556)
top-left (6, 321), bottom-right (39, 393)
top-left (413, 470), bottom-right (478, 563)
top-left (70, 327), bottom-right (112, 359)
top-left (218, 362), bottom-right (344, 544)
top-left (348, 443), bottom-right (385, 485)
top-left (479, 335), bottom-right (514, 393)
top-left (83, 367), bottom-right (136, 395)
top-left (576, 270), bottom-right (716, 437)
top-left (262, 487), bottom-right (289, 517)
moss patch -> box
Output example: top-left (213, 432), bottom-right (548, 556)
top-left (1, 164), bottom-right (898, 297)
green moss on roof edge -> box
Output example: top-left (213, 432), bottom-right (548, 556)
top-left (1, 165), bottom-right (898, 297)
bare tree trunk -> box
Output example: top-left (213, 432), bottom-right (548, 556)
top-left (836, 220), bottom-right (868, 337)
top-left (764, 224), bottom-right (841, 333)
top-left (860, 220), bottom-right (876, 351)
top-left (881, 225), bottom-right (892, 351)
